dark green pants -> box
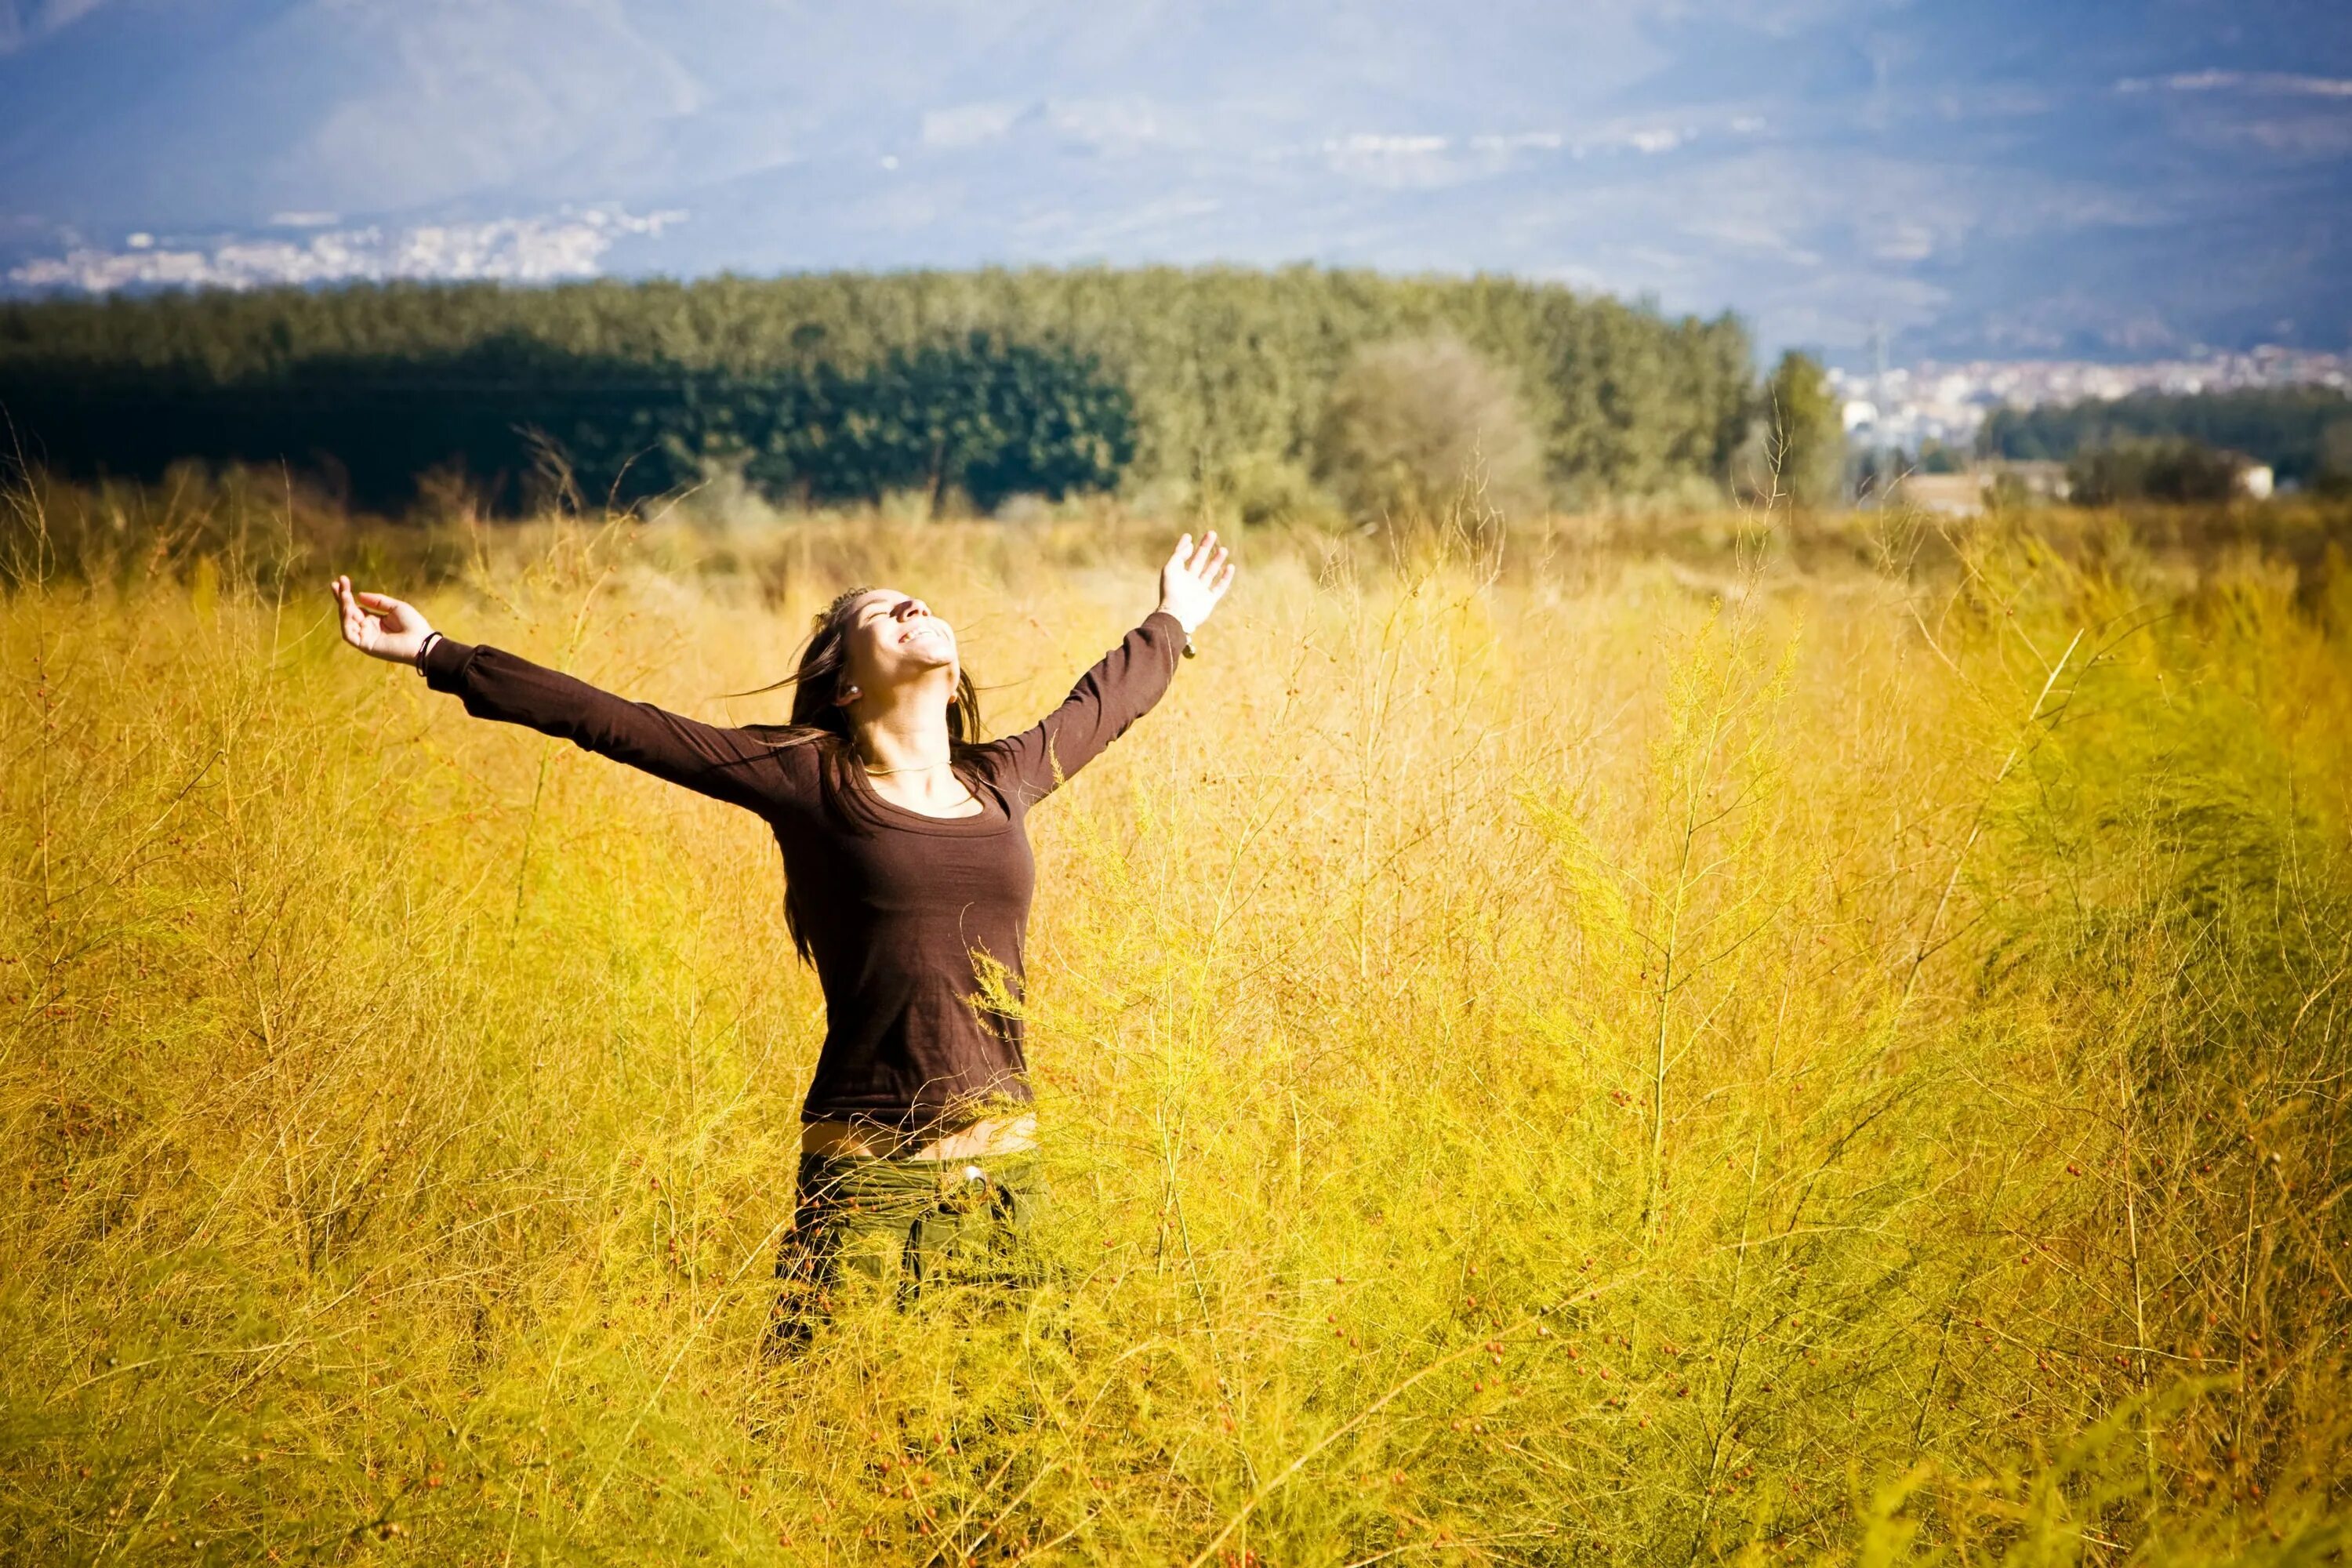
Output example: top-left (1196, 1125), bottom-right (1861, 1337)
top-left (765, 1149), bottom-right (1044, 1354)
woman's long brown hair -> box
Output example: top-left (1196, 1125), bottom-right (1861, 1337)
top-left (735, 586), bottom-right (987, 962)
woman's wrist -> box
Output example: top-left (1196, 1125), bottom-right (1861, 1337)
top-left (413, 630), bottom-right (444, 670)
top-left (1151, 604), bottom-right (1200, 659)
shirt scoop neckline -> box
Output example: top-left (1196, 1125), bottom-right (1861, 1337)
top-left (838, 753), bottom-right (1013, 836)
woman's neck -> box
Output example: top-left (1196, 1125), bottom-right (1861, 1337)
top-left (848, 679), bottom-right (982, 818)
top-left (849, 679), bottom-right (956, 774)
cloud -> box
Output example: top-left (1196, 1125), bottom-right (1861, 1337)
top-left (1870, 221), bottom-right (1937, 263)
top-left (2115, 66), bottom-right (2352, 163)
top-left (1047, 97), bottom-right (1185, 155)
top-left (1611, 126), bottom-right (1690, 154)
top-left (7, 208), bottom-right (684, 292)
top-left (2212, 112), bottom-right (2352, 158)
top-left (903, 96), bottom-right (1193, 162)
top-left (1324, 133), bottom-right (1450, 156)
top-left (1287, 120), bottom-right (1697, 191)
top-left (2116, 70), bottom-right (2352, 99)
top-left (1309, 132), bottom-right (1463, 189)
top-left (921, 102), bottom-right (1026, 150)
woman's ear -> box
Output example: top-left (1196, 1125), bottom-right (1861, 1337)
top-left (837, 683), bottom-right (862, 706)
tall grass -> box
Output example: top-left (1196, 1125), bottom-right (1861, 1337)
top-left (2, 486), bottom-right (2348, 1564)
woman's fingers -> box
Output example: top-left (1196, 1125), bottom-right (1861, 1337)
top-left (1153, 529), bottom-right (1233, 634)
top-left (332, 576), bottom-right (367, 646)
top-left (332, 575), bottom-right (403, 650)
top-left (1169, 530), bottom-right (1221, 579)
top-left (356, 591), bottom-right (417, 631)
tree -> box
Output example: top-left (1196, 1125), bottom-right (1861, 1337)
top-left (2316, 418), bottom-right (2352, 495)
top-left (0, 268), bottom-right (1758, 512)
top-left (1312, 332), bottom-right (1546, 524)
top-left (1750, 350), bottom-right (1845, 508)
top-left (1984, 387), bottom-right (2351, 487)
top-left (2067, 437), bottom-right (2243, 504)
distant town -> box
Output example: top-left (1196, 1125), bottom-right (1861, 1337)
top-left (1830, 347), bottom-right (2352, 456)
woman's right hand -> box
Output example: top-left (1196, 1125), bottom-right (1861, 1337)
top-left (332, 574), bottom-right (437, 666)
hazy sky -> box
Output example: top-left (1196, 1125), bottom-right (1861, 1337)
top-left (2, 0), bottom-right (2347, 361)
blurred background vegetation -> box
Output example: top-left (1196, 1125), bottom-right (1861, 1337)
top-left (0, 267), bottom-right (1755, 518)
top-left (10, 268), bottom-right (2344, 532)
top-left (1984, 388), bottom-right (2352, 496)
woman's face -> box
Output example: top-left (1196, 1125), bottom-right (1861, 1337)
top-left (838, 587), bottom-right (957, 703)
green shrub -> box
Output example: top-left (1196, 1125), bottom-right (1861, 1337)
top-left (1312, 332), bottom-right (1547, 524)
top-left (2067, 437), bottom-right (2244, 504)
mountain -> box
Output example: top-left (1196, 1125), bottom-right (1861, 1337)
top-left (1, 0), bottom-right (2347, 361)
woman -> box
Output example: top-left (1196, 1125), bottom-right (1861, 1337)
top-left (331, 532), bottom-right (1235, 1346)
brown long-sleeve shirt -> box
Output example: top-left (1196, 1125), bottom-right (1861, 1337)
top-left (419, 611), bottom-right (1187, 1131)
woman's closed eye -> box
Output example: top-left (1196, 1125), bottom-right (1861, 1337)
top-left (862, 597), bottom-right (925, 625)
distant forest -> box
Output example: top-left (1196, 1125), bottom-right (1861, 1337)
top-left (0, 268), bottom-right (1756, 514)
top-left (1984, 386), bottom-right (2352, 487)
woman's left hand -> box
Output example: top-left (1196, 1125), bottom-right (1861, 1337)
top-left (331, 575), bottom-right (437, 665)
top-left (1157, 531), bottom-right (1235, 635)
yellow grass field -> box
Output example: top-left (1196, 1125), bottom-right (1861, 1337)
top-left (4, 493), bottom-right (2350, 1564)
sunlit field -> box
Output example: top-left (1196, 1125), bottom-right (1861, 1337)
top-left (4, 488), bottom-right (2349, 1564)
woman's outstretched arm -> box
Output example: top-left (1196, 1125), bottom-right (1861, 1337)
top-left (984, 532), bottom-right (1234, 802)
top-left (331, 575), bottom-right (800, 815)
